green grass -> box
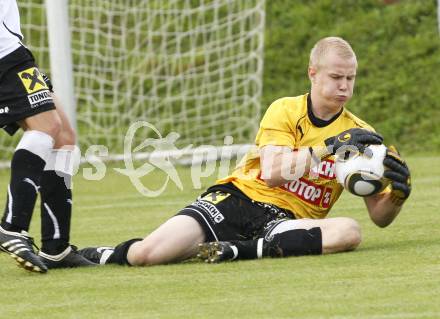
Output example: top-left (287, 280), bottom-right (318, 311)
top-left (0, 155), bottom-right (439, 319)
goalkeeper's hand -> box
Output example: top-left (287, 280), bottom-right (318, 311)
top-left (324, 128), bottom-right (383, 157)
top-left (383, 145), bottom-right (411, 206)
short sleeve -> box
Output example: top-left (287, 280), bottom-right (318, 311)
top-left (0, 1), bottom-right (11, 22)
top-left (255, 98), bottom-right (298, 148)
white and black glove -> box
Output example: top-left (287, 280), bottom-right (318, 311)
top-left (323, 128), bottom-right (383, 158)
top-left (383, 145), bottom-right (411, 206)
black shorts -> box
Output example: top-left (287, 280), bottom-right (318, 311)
top-left (177, 183), bottom-right (296, 242)
top-left (0, 46), bottom-right (55, 136)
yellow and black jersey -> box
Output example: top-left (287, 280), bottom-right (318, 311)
top-left (217, 93), bottom-right (376, 219)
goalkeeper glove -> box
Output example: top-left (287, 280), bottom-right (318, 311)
top-left (323, 128), bottom-right (383, 158)
top-left (383, 145), bottom-right (411, 206)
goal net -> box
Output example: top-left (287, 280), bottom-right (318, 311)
top-left (0, 0), bottom-right (265, 162)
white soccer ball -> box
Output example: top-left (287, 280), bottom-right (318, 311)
top-left (335, 144), bottom-right (390, 197)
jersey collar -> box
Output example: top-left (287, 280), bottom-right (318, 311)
top-left (307, 93), bottom-right (343, 128)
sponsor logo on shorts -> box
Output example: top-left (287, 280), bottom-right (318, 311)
top-left (18, 67), bottom-right (48, 94)
top-left (193, 200), bottom-right (225, 223)
top-left (0, 106), bottom-right (9, 114)
top-left (27, 90), bottom-right (53, 108)
top-left (201, 191), bottom-right (230, 205)
top-left (281, 177), bottom-right (333, 208)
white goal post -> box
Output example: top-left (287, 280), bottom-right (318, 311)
top-left (0, 0), bottom-right (265, 164)
top-left (45, 0), bottom-right (76, 132)
top-left (438, 0), bottom-right (440, 35)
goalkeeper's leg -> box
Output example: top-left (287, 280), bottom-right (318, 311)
top-left (198, 217), bottom-right (362, 263)
top-left (127, 215), bottom-right (205, 265)
top-left (78, 215), bottom-right (206, 266)
top-left (77, 186), bottom-right (270, 266)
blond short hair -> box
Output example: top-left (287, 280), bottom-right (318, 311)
top-left (309, 37), bottom-right (357, 69)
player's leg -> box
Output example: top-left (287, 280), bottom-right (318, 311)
top-left (6, 110), bottom-right (62, 228)
top-left (31, 94), bottom-right (95, 268)
top-left (267, 217), bottom-right (362, 254)
top-left (0, 55), bottom-right (91, 270)
top-left (127, 215), bottom-right (205, 265)
top-left (0, 111), bottom-right (59, 273)
top-left (35, 97), bottom-right (75, 256)
top-left (77, 187), bottom-right (249, 266)
top-left (1, 109), bottom-right (60, 229)
top-left (78, 215), bottom-right (206, 266)
top-left (0, 51), bottom-right (62, 273)
top-left (199, 217), bottom-right (361, 262)
top-left (38, 102), bottom-right (74, 255)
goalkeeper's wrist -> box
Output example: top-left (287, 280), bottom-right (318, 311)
top-left (309, 146), bottom-right (332, 161)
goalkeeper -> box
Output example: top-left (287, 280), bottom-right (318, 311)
top-left (0, 0), bottom-right (95, 272)
top-left (78, 37), bottom-right (411, 266)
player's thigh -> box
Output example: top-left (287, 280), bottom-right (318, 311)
top-left (22, 95), bottom-right (76, 147)
top-left (21, 109), bottom-right (62, 138)
top-left (51, 95), bottom-right (76, 148)
top-left (128, 215), bottom-right (206, 266)
top-left (269, 217), bottom-right (362, 254)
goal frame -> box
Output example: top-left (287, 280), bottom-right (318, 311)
top-left (38, 0), bottom-right (264, 165)
top-left (45, 0), bottom-right (77, 130)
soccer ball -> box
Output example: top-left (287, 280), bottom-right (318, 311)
top-left (335, 144), bottom-right (390, 197)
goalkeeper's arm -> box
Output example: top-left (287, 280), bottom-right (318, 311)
top-left (260, 128), bottom-right (383, 188)
top-left (260, 145), bottom-right (315, 188)
top-left (363, 146), bottom-right (411, 227)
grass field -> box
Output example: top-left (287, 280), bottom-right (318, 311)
top-left (0, 155), bottom-right (439, 319)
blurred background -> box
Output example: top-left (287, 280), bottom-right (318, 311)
top-left (263, 0), bottom-right (440, 153)
top-left (1, 0), bottom-right (439, 162)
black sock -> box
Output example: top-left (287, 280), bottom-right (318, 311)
top-left (1, 149), bottom-right (46, 232)
top-left (229, 240), bottom-right (259, 260)
top-left (107, 238), bottom-right (143, 265)
top-left (230, 227), bottom-right (322, 260)
top-left (40, 170), bottom-right (72, 254)
top-left (263, 227), bottom-right (322, 257)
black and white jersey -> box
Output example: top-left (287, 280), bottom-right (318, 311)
top-left (0, 0), bottom-right (23, 59)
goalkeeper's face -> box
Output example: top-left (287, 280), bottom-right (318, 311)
top-left (309, 51), bottom-right (357, 110)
